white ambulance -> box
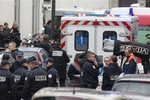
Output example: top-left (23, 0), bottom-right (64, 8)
top-left (60, 15), bottom-right (138, 64)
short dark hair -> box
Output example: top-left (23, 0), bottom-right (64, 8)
top-left (47, 20), bottom-right (51, 24)
top-left (86, 51), bottom-right (95, 58)
top-left (111, 55), bottom-right (118, 63)
top-left (4, 23), bottom-right (8, 26)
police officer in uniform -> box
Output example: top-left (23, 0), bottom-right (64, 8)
top-left (13, 58), bottom-right (29, 100)
top-left (11, 51), bottom-right (24, 73)
top-left (49, 42), bottom-right (70, 87)
top-left (45, 57), bottom-right (59, 87)
top-left (142, 34), bottom-right (150, 74)
top-left (80, 51), bottom-right (99, 89)
top-left (23, 56), bottom-right (47, 100)
top-left (0, 60), bottom-right (15, 100)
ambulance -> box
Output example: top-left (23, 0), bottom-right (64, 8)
top-left (111, 7), bottom-right (150, 43)
top-left (60, 15), bottom-right (138, 64)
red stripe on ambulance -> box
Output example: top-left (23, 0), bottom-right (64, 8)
top-left (73, 21), bottom-right (80, 25)
top-left (82, 21), bottom-right (90, 25)
top-left (103, 21), bottom-right (110, 26)
top-left (61, 20), bottom-right (71, 30)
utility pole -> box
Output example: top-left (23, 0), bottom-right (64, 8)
top-left (51, 0), bottom-right (56, 39)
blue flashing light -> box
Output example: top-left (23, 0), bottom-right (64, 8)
top-left (129, 8), bottom-right (134, 16)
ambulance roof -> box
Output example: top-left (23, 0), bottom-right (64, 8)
top-left (111, 7), bottom-right (150, 15)
top-left (61, 16), bottom-right (138, 22)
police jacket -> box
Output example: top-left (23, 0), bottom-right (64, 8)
top-left (23, 67), bottom-right (47, 100)
top-left (47, 65), bottom-right (59, 87)
top-left (0, 68), bottom-right (14, 96)
top-left (123, 54), bottom-right (137, 74)
top-left (49, 47), bottom-right (70, 67)
top-left (142, 42), bottom-right (150, 65)
top-left (80, 60), bottom-right (99, 89)
top-left (102, 63), bottom-right (121, 90)
top-left (13, 65), bottom-right (28, 91)
top-left (11, 61), bottom-right (21, 73)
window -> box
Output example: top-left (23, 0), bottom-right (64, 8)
top-left (102, 31), bottom-right (117, 52)
top-left (112, 81), bottom-right (150, 95)
top-left (40, 49), bottom-right (49, 61)
top-left (75, 30), bottom-right (89, 51)
top-left (112, 82), bottom-right (128, 92)
top-left (138, 26), bottom-right (150, 43)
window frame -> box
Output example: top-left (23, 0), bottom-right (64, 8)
top-left (74, 30), bottom-right (89, 51)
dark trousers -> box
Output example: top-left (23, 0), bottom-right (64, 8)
top-left (59, 79), bottom-right (66, 87)
top-left (143, 63), bottom-right (150, 74)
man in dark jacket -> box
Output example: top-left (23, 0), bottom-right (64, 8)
top-left (45, 57), bottom-right (59, 87)
top-left (102, 55), bottom-right (121, 90)
top-left (49, 42), bottom-right (70, 87)
top-left (23, 56), bottom-right (47, 100)
top-left (0, 60), bottom-right (15, 100)
top-left (44, 20), bottom-right (52, 39)
top-left (35, 34), bottom-right (53, 54)
top-left (11, 51), bottom-right (24, 73)
top-left (80, 51), bottom-right (99, 89)
top-left (13, 58), bottom-right (29, 100)
top-left (0, 25), bottom-right (6, 47)
top-left (142, 34), bottom-right (150, 74)
top-left (9, 22), bottom-right (21, 47)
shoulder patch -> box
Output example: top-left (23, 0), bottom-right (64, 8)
top-left (0, 76), bottom-right (6, 82)
top-left (48, 74), bottom-right (52, 78)
top-left (35, 75), bottom-right (47, 81)
top-left (14, 75), bottom-right (21, 82)
top-left (25, 77), bottom-right (28, 81)
top-left (93, 65), bottom-right (96, 69)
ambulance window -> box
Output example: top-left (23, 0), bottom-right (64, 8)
top-left (75, 30), bottom-right (89, 51)
top-left (103, 31), bottom-right (117, 52)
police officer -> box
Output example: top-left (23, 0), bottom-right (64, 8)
top-left (45, 57), bottom-right (59, 87)
top-left (80, 51), bottom-right (99, 89)
top-left (10, 51), bottom-right (24, 73)
top-left (23, 56), bottom-right (47, 100)
top-left (49, 42), bottom-right (70, 87)
top-left (142, 34), bottom-right (150, 74)
top-left (13, 58), bottom-right (29, 100)
top-left (0, 60), bottom-right (15, 100)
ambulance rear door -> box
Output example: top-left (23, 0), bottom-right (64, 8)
top-left (95, 20), bottom-right (127, 63)
top-left (61, 17), bottom-right (96, 63)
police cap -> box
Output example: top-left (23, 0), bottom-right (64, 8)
top-left (28, 56), bottom-right (36, 63)
top-left (14, 51), bottom-right (24, 56)
top-left (20, 58), bottom-right (28, 65)
top-left (45, 57), bottom-right (54, 64)
top-left (1, 60), bottom-right (10, 67)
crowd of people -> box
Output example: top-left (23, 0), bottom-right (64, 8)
top-left (0, 20), bottom-right (150, 100)
top-left (0, 22), bottom-right (21, 48)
